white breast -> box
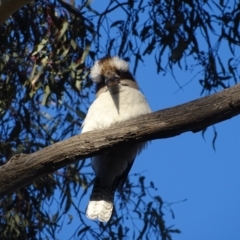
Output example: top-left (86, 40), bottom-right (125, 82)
top-left (82, 86), bottom-right (151, 133)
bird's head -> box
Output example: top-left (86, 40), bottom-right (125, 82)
top-left (90, 56), bottom-right (139, 96)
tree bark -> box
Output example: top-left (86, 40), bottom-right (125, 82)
top-left (0, 0), bottom-right (32, 25)
top-left (0, 83), bottom-right (240, 197)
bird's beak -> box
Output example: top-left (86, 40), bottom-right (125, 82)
top-left (105, 75), bottom-right (120, 88)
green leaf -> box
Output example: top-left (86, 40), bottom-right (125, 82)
top-left (32, 36), bottom-right (49, 56)
top-left (56, 21), bottom-right (69, 41)
top-left (110, 20), bottom-right (124, 28)
top-left (42, 85), bottom-right (51, 106)
top-left (77, 226), bottom-right (91, 236)
top-left (140, 25), bottom-right (152, 41)
top-left (70, 39), bottom-right (77, 50)
top-left (76, 107), bottom-right (86, 119)
top-left (14, 214), bottom-right (20, 225)
top-left (52, 212), bottom-right (59, 223)
top-left (9, 121), bottom-right (21, 140)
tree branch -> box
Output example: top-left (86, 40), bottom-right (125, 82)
top-left (0, 0), bottom-right (32, 25)
top-left (0, 83), bottom-right (240, 198)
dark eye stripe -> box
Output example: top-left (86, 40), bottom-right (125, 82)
top-left (115, 70), bottom-right (121, 75)
top-left (96, 80), bottom-right (105, 93)
top-left (120, 71), bottom-right (135, 81)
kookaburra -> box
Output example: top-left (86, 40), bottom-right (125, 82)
top-left (82, 56), bottom-right (151, 222)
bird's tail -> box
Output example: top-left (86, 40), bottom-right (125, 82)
top-left (86, 178), bottom-right (115, 222)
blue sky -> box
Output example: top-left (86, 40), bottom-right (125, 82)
top-left (58, 1), bottom-right (240, 239)
top-left (135, 56), bottom-right (240, 240)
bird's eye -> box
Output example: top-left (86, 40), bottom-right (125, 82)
top-left (116, 70), bottom-right (121, 76)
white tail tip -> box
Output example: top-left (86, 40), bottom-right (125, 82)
top-left (86, 200), bottom-right (113, 222)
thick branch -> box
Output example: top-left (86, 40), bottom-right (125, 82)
top-left (0, 0), bottom-right (32, 25)
top-left (0, 84), bottom-right (240, 197)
